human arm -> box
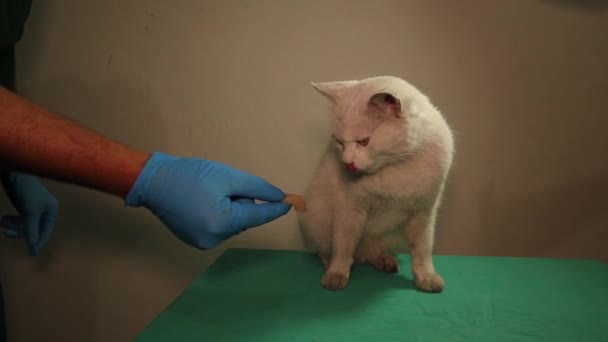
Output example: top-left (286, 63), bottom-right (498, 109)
top-left (0, 86), bottom-right (291, 250)
top-left (0, 86), bottom-right (149, 198)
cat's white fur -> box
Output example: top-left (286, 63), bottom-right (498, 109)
top-left (297, 76), bottom-right (454, 292)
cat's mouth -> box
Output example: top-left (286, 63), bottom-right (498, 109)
top-left (346, 162), bottom-right (360, 173)
top-left (345, 162), bottom-right (380, 176)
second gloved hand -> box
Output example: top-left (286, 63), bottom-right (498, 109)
top-left (0, 171), bottom-right (59, 255)
top-left (125, 152), bottom-right (291, 249)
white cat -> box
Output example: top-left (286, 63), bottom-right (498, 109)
top-left (297, 76), bottom-right (454, 292)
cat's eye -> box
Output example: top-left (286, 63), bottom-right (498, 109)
top-left (357, 138), bottom-right (370, 147)
top-left (334, 137), bottom-right (344, 146)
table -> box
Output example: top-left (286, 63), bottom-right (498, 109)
top-left (136, 248), bottom-right (608, 341)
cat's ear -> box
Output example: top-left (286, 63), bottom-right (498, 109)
top-left (311, 81), bottom-right (357, 102)
top-left (368, 92), bottom-right (403, 117)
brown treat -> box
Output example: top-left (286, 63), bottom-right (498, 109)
top-left (283, 193), bottom-right (307, 212)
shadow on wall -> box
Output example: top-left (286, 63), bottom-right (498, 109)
top-left (545, 0), bottom-right (608, 11)
top-left (477, 176), bottom-right (608, 259)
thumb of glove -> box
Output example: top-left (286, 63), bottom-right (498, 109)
top-left (230, 201), bottom-right (291, 232)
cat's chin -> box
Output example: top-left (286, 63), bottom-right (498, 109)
top-left (346, 165), bottom-right (379, 177)
top-left (357, 161), bottom-right (399, 176)
top-left (360, 167), bottom-right (380, 176)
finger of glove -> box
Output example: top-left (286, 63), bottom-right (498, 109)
top-left (230, 201), bottom-right (290, 232)
top-left (0, 215), bottom-right (24, 231)
top-left (33, 212), bottom-right (57, 255)
top-left (23, 214), bottom-right (41, 249)
top-left (4, 229), bottom-right (25, 239)
top-left (227, 170), bottom-right (285, 202)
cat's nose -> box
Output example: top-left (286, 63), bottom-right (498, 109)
top-left (346, 162), bottom-right (358, 172)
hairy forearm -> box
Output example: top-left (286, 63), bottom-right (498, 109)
top-left (0, 86), bottom-right (150, 198)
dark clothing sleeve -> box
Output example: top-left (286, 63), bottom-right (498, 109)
top-left (0, 0), bottom-right (32, 45)
top-left (0, 0), bottom-right (31, 89)
top-left (0, 2), bottom-right (33, 341)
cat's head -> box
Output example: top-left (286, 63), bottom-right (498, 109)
top-left (312, 76), bottom-right (429, 175)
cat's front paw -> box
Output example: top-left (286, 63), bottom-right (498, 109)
top-left (322, 271), bottom-right (349, 290)
top-left (414, 272), bottom-right (445, 293)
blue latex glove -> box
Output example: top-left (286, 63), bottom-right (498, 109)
top-left (125, 152), bottom-right (291, 249)
top-left (0, 171), bottom-right (59, 255)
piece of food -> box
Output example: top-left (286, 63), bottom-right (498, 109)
top-left (283, 193), bottom-right (307, 212)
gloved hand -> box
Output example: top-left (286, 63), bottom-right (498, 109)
top-left (125, 152), bottom-right (291, 249)
top-left (0, 171), bottom-right (59, 256)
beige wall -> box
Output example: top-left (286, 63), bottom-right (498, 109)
top-left (0, 0), bottom-right (607, 341)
